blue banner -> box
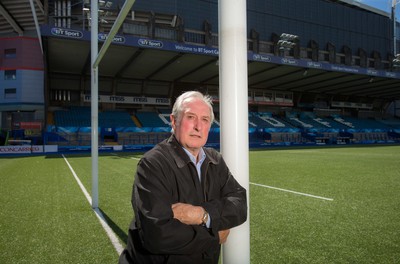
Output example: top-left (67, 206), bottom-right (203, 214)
top-left (40, 25), bottom-right (400, 80)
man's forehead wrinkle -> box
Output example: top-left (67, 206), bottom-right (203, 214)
top-left (184, 110), bottom-right (210, 119)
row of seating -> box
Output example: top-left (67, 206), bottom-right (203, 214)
top-left (54, 108), bottom-right (136, 128)
top-left (53, 107), bottom-right (400, 132)
top-left (250, 112), bottom-right (398, 131)
top-left (135, 112), bottom-right (170, 127)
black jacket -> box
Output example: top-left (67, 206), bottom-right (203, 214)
top-left (119, 135), bottom-right (247, 264)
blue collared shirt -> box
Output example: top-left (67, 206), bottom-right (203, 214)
top-left (182, 147), bottom-right (210, 227)
top-left (182, 147), bottom-right (206, 182)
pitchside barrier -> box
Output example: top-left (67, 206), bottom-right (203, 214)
top-left (2, 132), bottom-right (400, 156)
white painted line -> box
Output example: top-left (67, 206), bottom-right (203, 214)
top-left (62, 154), bottom-right (124, 255)
top-left (250, 182), bottom-right (334, 201)
top-left (131, 157), bottom-right (141, 160)
top-left (93, 207), bottom-right (124, 254)
top-left (62, 154), bottom-right (92, 204)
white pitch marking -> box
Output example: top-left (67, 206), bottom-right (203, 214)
top-left (62, 154), bottom-right (92, 203)
top-left (250, 182), bottom-right (334, 201)
top-left (62, 154), bottom-right (124, 255)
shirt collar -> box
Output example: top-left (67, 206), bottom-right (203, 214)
top-left (167, 135), bottom-right (217, 168)
top-left (182, 146), bottom-right (206, 165)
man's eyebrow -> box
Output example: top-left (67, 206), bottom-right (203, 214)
top-left (184, 111), bottom-right (210, 119)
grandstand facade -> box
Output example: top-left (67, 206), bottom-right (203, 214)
top-left (1, 0), bottom-right (400, 153)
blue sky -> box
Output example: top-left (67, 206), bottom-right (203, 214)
top-left (360, 0), bottom-right (399, 17)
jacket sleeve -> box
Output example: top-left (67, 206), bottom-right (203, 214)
top-left (133, 155), bottom-right (219, 255)
top-left (202, 154), bottom-right (248, 232)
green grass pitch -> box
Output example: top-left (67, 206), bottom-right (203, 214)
top-left (1, 146), bottom-right (399, 263)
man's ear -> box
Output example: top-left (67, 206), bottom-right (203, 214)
top-left (170, 114), bottom-right (176, 130)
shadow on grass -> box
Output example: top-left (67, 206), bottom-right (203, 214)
top-left (99, 208), bottom-right (128, 244)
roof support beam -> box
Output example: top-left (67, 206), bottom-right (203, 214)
top-left (29, 0), bottom-right (43, 53)
top-left (0, 3), bottom-right (23, 35)
top-left (115, 48), bottom-right (144, 78)
top-left (174, 58), bottom-right (218, 82)
top-left (34, 0), bottom-right (45, 14)
top-left (145, 53), bottom-right (183, 79)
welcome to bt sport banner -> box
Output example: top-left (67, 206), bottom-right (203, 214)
top-left (43, 26), bottom-right (220, 57)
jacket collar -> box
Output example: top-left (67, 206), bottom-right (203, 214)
top-left (167, 134), bottom-right (218, 168)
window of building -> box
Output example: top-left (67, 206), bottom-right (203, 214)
top-left (4, 88), bottom-right (17, 99)
top-left (4, 70), bottom-right (16, 80)
top-left (4, 48), bottom-right (17, 59)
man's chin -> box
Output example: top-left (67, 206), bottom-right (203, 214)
top-left (188, 141), bottom-right (207, 149)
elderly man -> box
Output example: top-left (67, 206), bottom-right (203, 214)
top-left (119, 91), bottom-right (247, 264)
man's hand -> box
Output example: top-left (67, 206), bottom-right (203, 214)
top-left (218, 229), bottom-right (230, 244)
top-left (172, 203), bottom-right (204, 225)
top-left (172, 203), bottom-right (230, 244)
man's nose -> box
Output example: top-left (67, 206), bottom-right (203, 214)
top-left (193, 118), bottom-right (200, 131)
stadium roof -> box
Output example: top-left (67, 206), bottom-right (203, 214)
top-left (43, 33), bottom-right (400, 101)
top-left (0, 0), bottom-right (45, 36)
top-left (2, 0), bottom-right (400, 102)
top-left (0, 0), bottom-right (392, 37)
top-left (337, 0), bottom-right (391, 18)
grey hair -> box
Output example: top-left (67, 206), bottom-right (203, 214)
top-left (171, 91), bottom-right (215, 130)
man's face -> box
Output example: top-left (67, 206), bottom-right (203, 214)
top-left (171, 98), bottom-right (212, 157)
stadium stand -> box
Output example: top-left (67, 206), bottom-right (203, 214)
top-left (1, 0), bottom-right (400, 152)
top-left (54, 107), bottom-right (135, 128)
top-left (42, 106), bottom-right (400, 147)
top-left (135, 111), bottom-right (169, 128)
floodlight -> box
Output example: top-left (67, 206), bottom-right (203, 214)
top-left (393, 54), bottom-right (400, 67)
top-left (105, 1), bottom-right (113, 8)
top-left (277, 40), bottom-right (296, 49)
top-left (280, 33), bottom-right (299, 41)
